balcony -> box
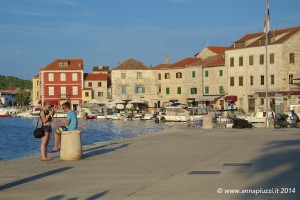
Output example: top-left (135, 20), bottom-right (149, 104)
top-left (58, 94), bottom-right (70, 99)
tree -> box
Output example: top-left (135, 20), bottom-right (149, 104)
top-left (15, 92), bottom-right (31, 106)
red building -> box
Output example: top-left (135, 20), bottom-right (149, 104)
top-left (39, 59), bottom-right (84, 108)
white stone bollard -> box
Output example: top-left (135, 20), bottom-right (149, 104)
top-left (202, 115), bottom-right (213, 129)
top-left (60, 130), bottom-right (82, 161)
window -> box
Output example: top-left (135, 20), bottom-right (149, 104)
top-left (192, 71), bottom-right (196, 78)
top-left (72, 86), bottom-right (78, 95)
top-left (137, 72), bottom-right (143, 79)
top-left (60, 73), bottom-right (66, 81)
top-left (48, 73), bottom-right (54, 81)
top-left (219, 86), bottom-right (224, 94)
top-left (230, 57), bottom-right (234, 67)
top-left (290, 53), bottom-right (295, 64)
top-left (59, 62), bottom-right (68, 67)
top-left (49, 87), bottom-right (54, 96)
top-left (36, 80), bottom-right (39, 86)
top-left (98, 92), bottom-right (103, 97)
top-left (239, 76), bottom-right (243, 86)
top-left (176, 72), bottom-right (182, 78)
top-left (204, 71), bottom-right (209, 77)
top-left (259, 54), bottom-right (264, 65)
top-left (98, 82), bottom-right (102, 87)
top-left (121, 73), bottom-right (126, 79)
top-left (158, 73), bottom-right (161, 80)
top-left (121, 86), bottom-right (126, 94)
top-left (135, 86), bottom-right (145, 93)
top-left (271, 75), bottom-right (275, 85)
top-left (219, 70), bottom-right (223, 76)
top-left (270, 53), bottom-right (275, 64)
top-left (158, 85), bottom-right (161, 93)
top-left (250, 76), bottom-right (254, 85)
top-left (289, 74), bottom-right (294, 84)
top-left (165, 73), bottom-right (170, 79)
top-left (85, 92), bottom-right (89, 97)
top-left (261, 75), bottom-right (265, 85)
top-left (88, 82), bottom-right (92, 87)
top-left (61, 86), bottom-right (66, 96)
top-left (204, 86), bottom-right (209, 94)
top-left (191, 88), bottom-right (197, 94)
top-left (230, 77), bottom-right (234, 86)
top-left (166, 87), bottom-right (170, 94)
top-left (249, 55), bottom-right (254, 66)
top-left (72, 73), bottom-right (78, 81)
top-left (177, 87), bottom-right (181, 94)
top-left (239, 56), bottom-right (243, 66)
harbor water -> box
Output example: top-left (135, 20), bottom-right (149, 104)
top-left (0, 117), bottom-right (182, 161)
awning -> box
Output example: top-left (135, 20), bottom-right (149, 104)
top-left (197, 96), bottom-right (220, 102)
top-left (225, 95), bottom-right (238, 102)
top-left (187, 98), bottom-right (195, 102)
top-left (169, 99), bottom-right (178, 102)
top-left (50, 100), bottom-right (57, 105)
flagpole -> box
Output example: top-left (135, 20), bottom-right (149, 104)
top-left (265, 0), bottom-right (269, 127)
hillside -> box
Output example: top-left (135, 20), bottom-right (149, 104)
top-left (0, 75), bottom-right (32, 90)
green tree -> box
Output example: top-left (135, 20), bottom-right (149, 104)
top-left (15, 92), bottom-right (31, 106)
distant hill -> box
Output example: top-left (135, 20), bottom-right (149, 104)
top-left (0, 75), bottom-right (32, 90)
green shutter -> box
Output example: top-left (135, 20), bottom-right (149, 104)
top-left (142, 87), bottom-right (145, 93)
top-left (205, 86), bottom-right (209, 94)
top-left (192, 71), bottom-right (196, 78)
top-left (166, 87), bottom-right (170, 94)
top-left (177, 87), bottom-right (181, 94)
top-left (219, 70), bottom-right (223, 76)
top-left (205, 71), bottom-right (209, 77)
top-left (219, 86), bottom-right (224, 94)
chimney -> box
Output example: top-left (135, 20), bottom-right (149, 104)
top-left (165, 54), bottom-right (169, 64)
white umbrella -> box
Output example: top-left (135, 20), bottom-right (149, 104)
top-left (98, 100), bottom-right (111, 104)
top-left (116, 104), bottom-right (125, 109)
top-left (128, 99), bottom-right (145, 104)
top-left (106, 103), bottom-right (116, 109)
top-left (126, 103), bottom-right (134, 109)
top-left (87, 99), bottom-right (101, 104)
top-left (111, 99), bottom-right (125, 104)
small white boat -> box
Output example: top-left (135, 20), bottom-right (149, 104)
top-left (16, 107), bottom-right (41, 118)
top-left (243, 108), bottom-right (275, 123)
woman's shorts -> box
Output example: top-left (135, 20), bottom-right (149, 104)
top-left (43, 126), bottom-right (52, 133)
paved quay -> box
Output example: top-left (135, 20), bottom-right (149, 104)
top-left (0, 127), bottom-right (300, 200)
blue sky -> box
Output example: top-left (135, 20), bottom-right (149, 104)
top-left (0, 0), bottom-right (299, 80)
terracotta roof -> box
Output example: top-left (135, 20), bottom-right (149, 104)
top-left (189, 55), bottom-right (224, 67)
top-left (207, 46), bottom-right (230, 55)
top-left (152, 64), bottom-right (171, 70)
top-left (233, 26), bottom-right (300, 49)
top-left (84, 73), bottom-right (108, 81)
top-left (42, 59), bottom-right (83, 71)
top-left (113, 58), bottom-right (149, 70)
top-left (165, 57), bottom-right (202, 69)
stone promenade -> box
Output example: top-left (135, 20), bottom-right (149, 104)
top-left (0, 127), bottom-right (299, 200)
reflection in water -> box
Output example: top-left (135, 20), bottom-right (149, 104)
top-left (0, 117), bottom-right (183, 161)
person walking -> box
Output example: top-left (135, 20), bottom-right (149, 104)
top-left (49, 102), bottom-right (78, 153)
top-left (40, 101), bottom-right (54, 161)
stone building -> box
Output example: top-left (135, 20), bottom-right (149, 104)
top-left (83, 73), bottom-right (109, 102)
top-left (111, 58), bottom-right (158, 106)
top-left (226, 26), bottom-right (300, 113)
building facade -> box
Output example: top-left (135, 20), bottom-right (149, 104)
top-left (39, 59), bottom-right (84, 108)
top-left (226, 26), bottom-right (300, 113)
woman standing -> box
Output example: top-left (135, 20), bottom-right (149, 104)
top-left (40, 102), bottom-right (54, 161)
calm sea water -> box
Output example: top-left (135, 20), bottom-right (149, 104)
top-left (0, 117), bottom-right (182, 161)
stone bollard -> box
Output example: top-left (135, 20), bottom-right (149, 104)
top-left (202, 115), bottom-right (213, 129)
top-left (60, 130), bottom-right (82, 161)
